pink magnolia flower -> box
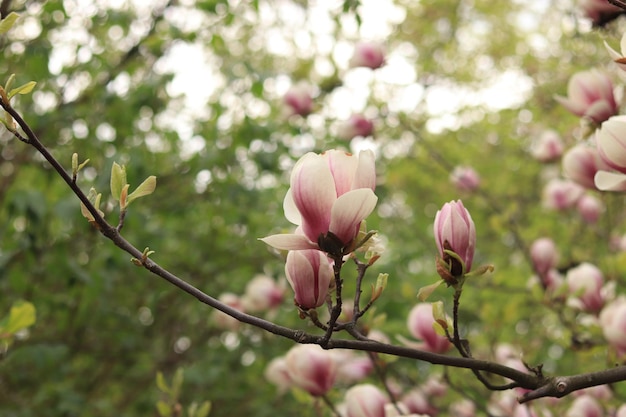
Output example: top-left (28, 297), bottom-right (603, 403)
top-left (241, 274), bottom-right (285, 312)
top-left (407, 303), bottom-right (452, 354)
top-left (579, 0), bottom-right (623, 26)
top-left (285, 344), bottom-right (337, 396)
top-left (562, 144), bottom-right (609, 190)
top-left (595, 116), bottom-right (626, 191)
top-left (434, 200), bottom-right (476, 276)
top-left (542, 178), bottom-right (585, 210)
top-left (566, 262), bottom-right (605, 313)
top-left (344, 384), bottom-right (388, 417)
top-left (349, 42), bottom-right (385, 69)
top-left (555, 70), bottom-right (618, 124)
top-left (565, 395), bottom-right (603, 417)
top-left (401, 388), bottom-right (438, 416)
top-left (599, 297), bottom-right (626, 355)
top-left (261, 150), bottom-right (377, 253)
top-left (530, 130), bottom-right (564, 163)
top-left (329, 350), bottom-right (373, 384)
top-left (283, 83), bottom-right (313, 117)
top-left (576, 194), bottom-right (604, 224)
top-left (285, 249), bottom-right (333, 309)
top-left (450, 166), bottom-right (480, 192)
top-left (617, 404), bottom-right (626, 417)
top-left (337, 114), bottom-right (375, 140)
top-left (530, 238), bottom-right (559, 277)
top-left (264, 357), bottom-right (293, 394)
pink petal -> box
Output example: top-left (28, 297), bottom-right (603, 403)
top-left (283, 189), bottom-right (302, 226)
top-left (260, 233), bottom-right (318, 250)
top-left (324, 150), bottom-right (359, 197)
top-left (328, 189), bottom-right (378, 244)
top-left (353, 150), bottom-right (376, 191)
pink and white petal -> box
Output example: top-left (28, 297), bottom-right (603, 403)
top-left (555, 96), bottom-right (584, 117)
top-left (324, 150), bottom-right (358, 197)
top-left (283, 189), bottom-right (302, 226)
top-left (594, 171), bottom-right (626, 191)
top-left (328, 188), bottom-right (378, 244)
top-left (260, 233), bottom-right (318, 250)
top-left (353, 149), bottom-right (376, 191)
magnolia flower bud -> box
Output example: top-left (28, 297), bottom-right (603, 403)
top-left (285, 249), bottom-right (333, 309)
top-left (555, 70), bottom-right (618, 124)
top-left (530, 130), bottom-right (564, 163)
top-left (449, 166), bottom-right (480, 192)
top-left (562, 144), bottom-right (608, 189)
top-left (599, 297), bottom-right (626, 355)
top-left (264, 357), bottom-right (292, 394)
top-left (241, 274), bottom-right (285, 312)
top-left (530, 238), bottom-right (559, 276)
top-left (542, 178), bottom-right (585, 211)
top-left (576, 194), bottom-right (604, 224)
top-left (212, 293), bottom-right (245, 330)
top-left (566, 262), bottom-right (605, 313)
top-left (336, 114), bottom-right (374, 140)
top-left (433, 200), bottom-right (476, 277)
top-left (349, 42), bottom-right (385, 69)
top-left (285, 344), bottom-right (337, 396)
top-left (407, 303), bottom-right (452, 354)
top-left (344, 384), bottom-right (387, 417)
top-left (283, 83), bottom-right (313, 117)
top-left (565, 395), bottom-right (603, 417)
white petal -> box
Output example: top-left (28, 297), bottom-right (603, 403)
top-left (283, 189), bottom-right (302, 225)
top-left (329, 188), bottom-right (378, 244)
top-left (260, 234), bottom-right (318, 250)
top-left (594, 171), bottom-right (626, 191)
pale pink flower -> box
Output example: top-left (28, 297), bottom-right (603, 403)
top-left (401, 389), bottom-right (438, 416)
top-left (450, 166), bottom-right (480, 192)
top-left (565, 395), bottom-right (603, 417)
top-left (261, 150), bottom-right (377, 253)
top-left (566, 262), bottom-right (605, 313)
top-left (555, 70), bottom-right (618, 124)
top-left (283, 83), bottom-right (313, 117)
top-left (605, 32), bottom-right (626, 73)
top-left (562, 144), bottom-right (609, 190)
top-left (449, 399), bottom-right (476, 417)
top-left (344, 384), bottom-right (388, 417)
top-left (531, 130), bottom-right (564, 163)
top-left (576, 194), bottom-right (604, 224)
top-left (542, 178), bottom-right (585, 210)
top-left (349, 42), bottom-right (385, 69)
top-left (330, 350), bottom-right (373, 384)
top-left (285, 344), bottom-right (337, 396)
top-left (264, 357), bottom-right (293, 394)
top-left (407, 303), bottom-right (452, 354)
top-left (434, 200), bottom-right (476, 275)
top-left (241, 274), bottom-right (285, 312)
top-left (599, 297), bottom-right (626, 355)
top-left (617, 404), bottom-right (626, 417)
top-left (595, 116), bottom-right (626, 191)
top-left (337, 114), bottom-right (375, 140)
top-left (530, 238), bottom-right (559, 277)
top-left (285, 249), bottom-right (333, 309)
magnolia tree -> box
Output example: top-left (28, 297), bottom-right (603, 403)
top-left (6, 0), bottom-right (626, 416)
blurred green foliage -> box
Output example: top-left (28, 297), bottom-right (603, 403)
top-left (1, 0), bottom-right (626, 416)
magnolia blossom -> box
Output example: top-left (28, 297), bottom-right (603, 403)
top-left (530, 238), bottom-right (559, 277)
top-left (283, 83), bottom-right (313, 117)
top-left (576, 194), bottom-right (603, 224)
top-left (262, 150), bottom-right (377, 252)
top-left (565, 395), bottom-right (603, 417)
top-left (579, 0), bottom-right (623, 26)
top-left (285, 344), bottom-right (337, 396)
top-left (337, 114), bottom-right (375, 140)
top-left (349, 42), bottom-right (385, 69)
top-left (605, 32), bottom-right (626, 73)
top-left (530, 130), bottom-right (564, 163)
top-left (449, 166), bottom-right (480, 192)
top-left (434, 200), bottom-right (476, 275)
top-left (595, 116), bottom-right (626, 191)
top-left (329, 350), bottom-right (373, 384)
top-left (449, 399), bottom-right (476, 417)
top-left (241, 274), bottom-right (285, 312)
top-left (285, 249), bottom-right (333, 309)
top-left (566, 262), bottom-right (605, 313)
top-left (407, 303), bottom-right (452, 354)
top-left (401, 388), bottom-right (438, 416)
top-left (344, 384), bottom-right (388, 417)
top-left (562, 144), bottom-right (608, 190)
top-left (264, 357), bottom-right (292, 394)
top-left (555, 70), bottom-right (618, 124)
top-left (599, 297), bottom-right (626, 355)
top-left (542, 178), bottom-right (585, 210)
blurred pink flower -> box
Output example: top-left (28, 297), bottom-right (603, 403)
top-left (530, 130), bottom-right (564, 163)
top-left (542, 178), bottom-right (585, 210)
top-left (261, 150), bottom-right (377, 253)
top-left (599, 297), bottom-right (626, 355)
top-left (555, 70), bottom-right (618, 124)
top-left (595, 116), bottom-right (626, 191)
top-left (285, 344), bottom-right (337, 396)
top-left (450, 166), bottom-right (480, 192)
top-left (562, 144), bottom-right (608, 190)
top-left (330, 350), bottom-right (373, 384)
top-left (566, 262), bottom-right (605, 313)
top-left (285, 249), bottom-right (333, 309)
top-left (242, 274), bottom-right (285, 312)
top-left (264, 357), bottom-right (293, 394)
top-left (337, 114), bottom-right (375, 140)
top-left (283, 83), bottom-right (313, 117)
top-left (407, 303), bottom-right (452, 354)
top-left (565, 395), bottom-right (603, 417)
top-left (579, 0), bottom-right (623, 26)
top-left (530, 237), bottom-right (559, 277)
top-left (212, 293), bottom-right (245, 330)
top-left (344, 384), bottom-right (388, 417)
top-left (349, 42), bottom-right (385, 69)
top-left (576, 194), bottom-right (604, 224)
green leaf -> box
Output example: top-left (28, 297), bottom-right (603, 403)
top-left (196, 401), bottom-right (211, 417)
top-left (127, 175), bottom-right (156, 205)
top-left (8, 81), bottom-right (37, 99)
top-left (110, 162), bottom-right (127, 201)
top-left (417, 280), bottom-right (442, 302)
top-left (171, 368), bottom-right (184, 400)
top-left (0, 12), bottom-right (19, 35)
top-left (3, 301), bottom-right (36, 334)
top-left (156, 371), bottom-right (170, 394)
top-left (156, 401), bottom-right (171, 417)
